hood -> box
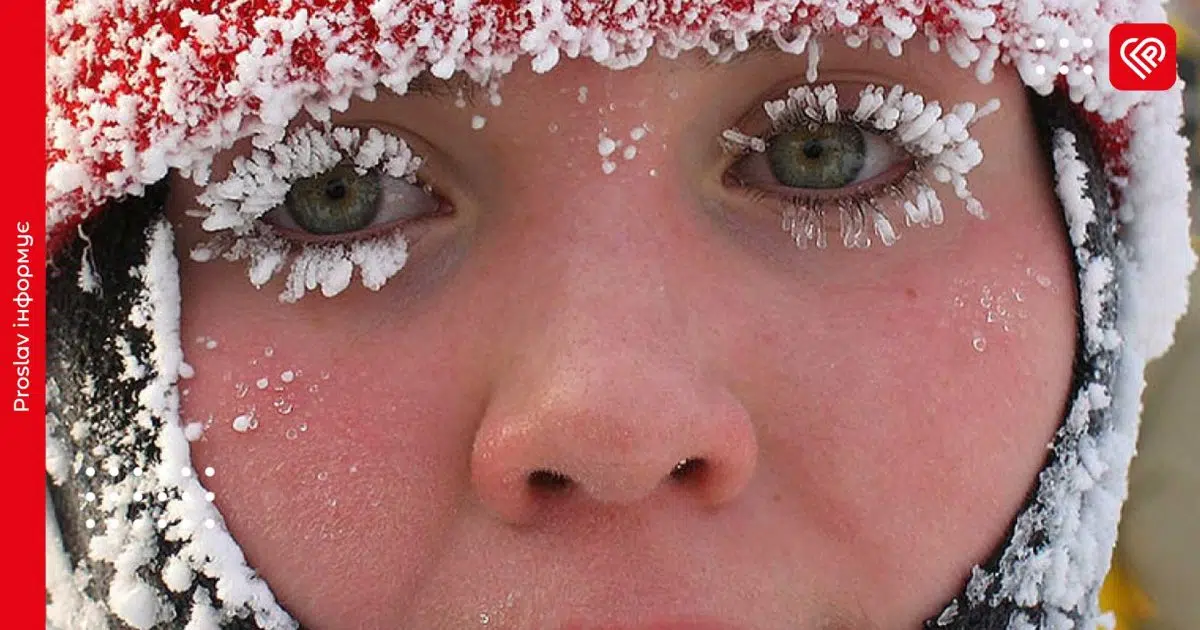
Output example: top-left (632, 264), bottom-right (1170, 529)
top-left (44, 1), bottom-right (1196, 629)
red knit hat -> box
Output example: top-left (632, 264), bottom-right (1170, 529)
top-left (47, 0), bottom-right (1156, 247)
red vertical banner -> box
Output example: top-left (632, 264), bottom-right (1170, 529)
top-left (1, 1), bottom-right (47, 627)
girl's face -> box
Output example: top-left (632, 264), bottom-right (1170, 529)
top-left (169, 38), bottom-right (1076, 629)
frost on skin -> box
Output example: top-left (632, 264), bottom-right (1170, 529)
top-left (722, 83), bottom-right (999, 250)
top-left (43, 1), bottom-right (1198, 629)
top-left (45, 0), bottom-right (1150, 240)
top-left (189, 125), bottom-right (419, 303)
top-left (231, 412), bottom-right (256, 433)
top-left (45, 0), bottom-right (1188, 360)
top-left (184, 422), bottom-right (205, 441)
top-left (934, 125), bottom-right (1127, 630)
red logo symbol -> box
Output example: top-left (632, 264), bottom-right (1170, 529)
top-left (1110, 23), bottom-right (1177, 91)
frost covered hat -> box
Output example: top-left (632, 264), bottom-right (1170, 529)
top-left (45, 0), bottom-right (1195, 629)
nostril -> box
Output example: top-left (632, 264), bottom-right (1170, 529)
top-left (528, 469), bottom-right (573, 492)
top-left (670, 457), bottom-right (706, 481)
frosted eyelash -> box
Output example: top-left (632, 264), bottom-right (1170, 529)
top-left (722, 84), bottom-right (1000, 250)
top-left (188, 124), bottom-right (423, 303)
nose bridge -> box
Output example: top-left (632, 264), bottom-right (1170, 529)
top-left (502, 159), bottom-right (689, 355)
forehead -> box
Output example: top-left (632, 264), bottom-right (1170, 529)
top-left (401, 37), bottom-right (951, 105)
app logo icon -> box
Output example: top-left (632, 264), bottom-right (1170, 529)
top-left (1110, 23), bottom-right (1177, 91)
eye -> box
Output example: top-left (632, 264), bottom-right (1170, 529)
top-left (191, 123), bottom-right (451, 302)
top-left (265, 162), bottom-right (442, 238)
top-left (730, 121), bottom-right (911, 193)
top-left (720, 83), bottom-right (999, 251)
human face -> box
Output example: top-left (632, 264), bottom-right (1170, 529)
top-left (168, 37), bottom-right (1077, 629)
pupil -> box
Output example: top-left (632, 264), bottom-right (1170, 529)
top-left (325, 178), bottom-right (348, 200)
top-left (802, 140), bottom-right (824, 159)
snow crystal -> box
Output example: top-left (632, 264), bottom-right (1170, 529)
top-left (597, 134), bottom-right (617, 157)
top-left (183, 422), bottom-right (204, 442)
top-left (161, 555), bottom-right (194, 593)
top-left (78, 225), bottom-right (100, 294)
top-left (46, 0), bottom-right (1163, 248)
top-left (46, 492), bottom-right (111, 629)
top-left (1054, 130), bottom-right (1122, 353)
top-left (231, 413), bottom-right (254, 433)
top-left (46, 425), bottom-right (71, 485)
top-left (280, 370), bottom-right (295, 383)
top-left (183, 588), bottom-right (222, 630)
top-left (471, 115), bottom-right (487, 130)
top-left (114, 337), bottom-right (147, 382)
top-left (42, 3), bottom-right (1197, 629)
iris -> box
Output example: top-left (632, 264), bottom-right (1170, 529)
top-left (285, 164), bottom-right (383, 235)
top-left (766, 124), bottom-right (866, 190)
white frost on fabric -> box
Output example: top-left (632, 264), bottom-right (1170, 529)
top-left (46, 220), bottom-right (298, 629)
top-left (79, 255), bottom-right (100, 294)
top-left (1115, 89), bottom-right (1198, 360)
top-left (141, 220), bottom-right (296, 629)
top-left (183, 588), bottom-right (223, 630)
top-left (46, 0), bottom-right (1156, 237)
top-left (955, 111), bottom-right (1191, 628)
top-left (46, 489), bottom-right (112, 630)
top-left (44, 1), bottom-right (1198, 628)
top-left (46, 420), bottom-right (72, 485)
top-left (114, 336), bottom-right (147, 382)
top-left (1053, 130), bottom-right (1121, 354)
top-left (162, 555), bottom-right (195, 593)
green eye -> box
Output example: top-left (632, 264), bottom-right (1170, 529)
top-left (284, 164), bottom-right (382, 235)
top-left (766, 124), bottom-right (866, 189)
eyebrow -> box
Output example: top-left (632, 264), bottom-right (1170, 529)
top-left (405, 72), bottom-right (489, 106)
top-left (696, 36), bottom-right (793, 68)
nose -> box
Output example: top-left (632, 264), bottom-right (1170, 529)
top-left (468, 206), bottom-right (758, 525)
top-left (471, 356), bottom-right (759, 524)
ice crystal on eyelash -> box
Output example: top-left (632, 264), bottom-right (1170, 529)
top-left (719, 129), bottom-right (766, 153)
top-left (724, 83), bottom-right (998, 250)
top-left (190, 125), bottom-right (420, 302)
top-left (196, 124), bottom-right (422, 233)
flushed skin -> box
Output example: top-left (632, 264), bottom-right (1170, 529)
top-left (44, 0), bottom-right (1195, 629)
top-left (173, 45), bottom-right (1075, 628)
